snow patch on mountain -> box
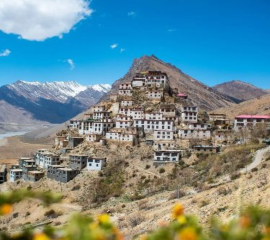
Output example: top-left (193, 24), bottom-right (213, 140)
top-left (90, 84), bottom-right (111, 92)
top-left (8, 80), bottom-right (111, 102)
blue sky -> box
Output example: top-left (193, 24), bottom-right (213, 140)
top-left (0, 0), bottom-right (269, 88)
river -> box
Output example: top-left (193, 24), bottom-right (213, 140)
top-left (0, 131), bottom-right (28, 140)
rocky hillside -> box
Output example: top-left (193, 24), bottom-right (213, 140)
top-left (102, 55), bottom-right (234, 111)
top-left (213, 80), bottom-right (267, 103)
top-left (211, 93), bottom-right (270, 119)
top-left (0, 81), bottom-right (111, 124)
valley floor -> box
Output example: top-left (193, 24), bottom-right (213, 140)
top-left (0, 136), bottom-right (53, 161)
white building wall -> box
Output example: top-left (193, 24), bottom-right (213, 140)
top-left (118, 89), bottom-right (132, 96)
top-left (154, 131), bottom-right (174, 140)
top-left (10, 170), bottom-right (23, 182)
top-left (154, 151), bottom-right (181, 163)
top-left (134, 120), bottom-right (174, 132)
top-left (116, 121), bottom-right (133, 128)
top-left (178, 129), bottom-right (211, 139)
top-left (120, 101), bottom-right (133, 107)
top-left (87, 159), bottom-right (106, 171)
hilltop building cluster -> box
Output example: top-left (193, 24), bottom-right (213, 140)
top-left (1, 71), bottom-right (269, 184)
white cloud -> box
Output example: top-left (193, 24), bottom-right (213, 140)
top-left (110, 43), bottom-right (118, 49)
top-left (168, 29), bottom-right (177, 32)
top-left (67, 59), bottom-right (75, 70)
top-left (120, 48), bottom-right (125, 52)
top-left (0, 49), bottom-right (11, 57)
top-left (128, 11), bottom-right (136, 17)
top-left (0, 0), bottom-right (93, 41)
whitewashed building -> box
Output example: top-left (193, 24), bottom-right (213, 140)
top-left (93, 105), bottom-right (106, 112)
top-left (116, 114), bottom-right (133, 128)
top-left (187, 123), bottom-right (209, 130)
top-left (86, 134), bottom-right (103, 142)
top-left (181, 106), bottom-right (198, 123)
top-left (234, 115), bottom-right (270, 130)
top-left (69, 119), bottom-right (81, 130)
top-left (35, 152), bottom-right (60, 169)
top-left (146, 90), bottom-right (164, 100)
top-left (153, 141), bottom-right (176, 151)
top-left (154, 150), bottom-right (182, 163)
top-left (119, 83), bottom-right (132, 90)
top-left (132, 74), bottom-right (146, 88)
top-left (160, 104), bottom-right (176, 117)
top-left (178, 129), bottom-right (211, 139)
top-left (106, 128), bottom-right (138, 145)
top-left (120, 100), bottom-right (133, 107)
top-left (93, 111), bottom-right (111, 120)
top-left (153, 130), bottom-right (174, 141)
top-left (79, 119), bottom-right (115, 135)
top-left (87, 158), bottom-right (106, 171)
top-left (134, 120), bottom-right (174, 132)
top-left (145, 112), bottom-right (163, 120)
top-left (10, 169), bottom-right (23, 182)
top-left (145, 71), bottom-right (168, 88)
top-left (118, 107), bottom-right (144, 119)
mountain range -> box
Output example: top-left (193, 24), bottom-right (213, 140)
top-left (213, 80), bottom-right (268, 103)
top-left (103, 55), bottom-right (234, 110)
top-left (0, 81), bottom-right (111, 124)
top-left (0, 55), bottom-right (267, 128)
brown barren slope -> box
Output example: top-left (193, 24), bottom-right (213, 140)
top-left (212, 94), bottom-right (270, 119)
top-left (102, 55), bottom-right (234, 111)
top-left (213, 80), bottom-right (268, 102)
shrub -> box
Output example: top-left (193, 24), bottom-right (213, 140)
top-left (127, 212), bottom-right (146, 227)
top-left (251, 167), bottom-right (258, 172)
top-left (230, 172), bottom-right (241, 180)
top-left (71, 185), bottom-right (81, 191)
top-left (168, 190), bottom-right (186, 200)
top-left (145, 164), bottom-right (151, 169)
top-left (200, 200), bottom-right (210, 207)
top-left (138, 199), bottom-right (153, 210)
top-left (159, 168), bottom-right (165, 174)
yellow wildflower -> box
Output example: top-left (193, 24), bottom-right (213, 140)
top-left (138, 234), bottom-right (148, 240)
top-left (179, 227), bottom-right (198, 240)
top-left (0, 204), bottom-right (13, 215)
top-left (33, 233), bottom-right (51, 240)
top-left (92, 228), bottom-right (107, 240)
top-left (177, 215), bottom-right (187, 225)
top-left (89, 222), bottom-right (99, 230)
top-left (98, 214), bottom-right (110, 224)
top-left (172, 204), bottom-right (184, 219)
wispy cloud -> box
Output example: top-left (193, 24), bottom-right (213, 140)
top-left (0, 49), bottom-right (11, 57)
top-left (120, 48), bottom-right (125, 52)
top-left (110, 43), bottom-right (118, 49)
top-left (168, 29), bottom-right (177, 32)
top-left (67, 59), bottom-right (75, 70)
top-left (128, 11), bottom-right (136, 17)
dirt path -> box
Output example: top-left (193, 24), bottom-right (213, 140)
top-left (240, 145), bottom-right (270, 174)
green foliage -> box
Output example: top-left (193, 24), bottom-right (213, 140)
top-left (0, 189), bottom-right (61, 207)
top-left (1, 190), bottom-right (270, 240)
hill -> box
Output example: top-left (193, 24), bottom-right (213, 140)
top-left (212, 93), bottom-right (270, 119)
top-left (0, 81), bottom-right (111, 124)
top-left (102, 55), bottom-right (234, 111)
top-left (213, 80), bottom-right (267, 103)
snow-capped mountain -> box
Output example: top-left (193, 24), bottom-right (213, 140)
top-left (0, 80), bottom-right (111, 124)
top-left (7, 80), bottom-right (111, 103)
